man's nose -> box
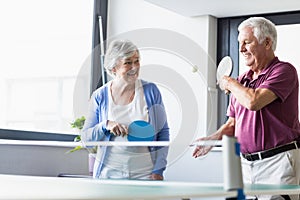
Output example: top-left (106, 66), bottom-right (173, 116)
top-left (239, 44), bottom-right (246, 52)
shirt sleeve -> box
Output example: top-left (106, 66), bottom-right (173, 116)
top-left (259, 63), bottom-right (298, 102)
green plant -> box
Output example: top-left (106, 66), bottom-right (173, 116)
top-left (70, 116), bottom-right (86, 130)
top-left (67, 116), bottom-right (97, 154)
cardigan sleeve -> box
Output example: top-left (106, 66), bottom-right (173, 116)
top-left (142, 80), bottom-right (170, 176)
top-left (81, 86), bottom-right (110, 142)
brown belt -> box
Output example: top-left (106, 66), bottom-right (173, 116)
top-left (241, 141), bottom-right (300, 161)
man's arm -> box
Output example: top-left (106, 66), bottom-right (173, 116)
top-left (222, 76), bottom-right (277, 111)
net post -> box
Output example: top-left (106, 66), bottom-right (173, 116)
top-left (222, 135), bottom-right (245, 200)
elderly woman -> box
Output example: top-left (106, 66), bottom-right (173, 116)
top-left (81, 39), bottom-right (169, 180)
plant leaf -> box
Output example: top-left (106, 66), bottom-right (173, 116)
top-left (65, 146), bottom-right (83, 154)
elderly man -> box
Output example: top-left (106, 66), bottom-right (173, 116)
top-left (193, 17), bottom-right (300, 200)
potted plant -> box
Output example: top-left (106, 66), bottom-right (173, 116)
top-left (67, 116), bottom-right (97, 175)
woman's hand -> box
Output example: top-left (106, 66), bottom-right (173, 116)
top-left (107, 120), bottom-right (128, 137)
top-left (150, 173), bottom-right (163, 180)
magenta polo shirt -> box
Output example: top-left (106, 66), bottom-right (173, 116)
top-left (227, 57), bottom-right (300, 154)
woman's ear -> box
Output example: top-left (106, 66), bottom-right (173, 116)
top-left (112, 67), bottom-right (116, 74)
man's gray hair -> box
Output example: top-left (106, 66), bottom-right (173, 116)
top-left (104, 39), bottom-right (139, 77)
top-left (238, 17), bottom-right (277, 51)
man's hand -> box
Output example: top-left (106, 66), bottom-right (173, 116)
top-left (192, 133), bottom-right (222, 158)
top-left (192, 140), bottom-right (213, 158)
top-left (218, 75), bottom-right (231, 94)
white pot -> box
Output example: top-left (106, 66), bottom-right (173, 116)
top-left (88, 153), bottom-right (96, 176)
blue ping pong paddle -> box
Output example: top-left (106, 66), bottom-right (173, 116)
top-left (128, 120), bottom-right (155, 141)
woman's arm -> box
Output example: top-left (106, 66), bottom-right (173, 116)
top-left (81, 87), bottom-right (110, 142)
top-left (143, 81), bottom-right (170, 179)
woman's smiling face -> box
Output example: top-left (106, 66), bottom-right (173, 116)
top-left (113, 51), bottom-right (140, 83)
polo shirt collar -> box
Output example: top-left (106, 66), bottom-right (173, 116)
top-left (244, 57), bottom-right (279, 81)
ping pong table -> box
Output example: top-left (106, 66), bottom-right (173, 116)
top-left (1, 136), bottom-right (299, 199)
top-left (1, 174), bottom-right (300, 200)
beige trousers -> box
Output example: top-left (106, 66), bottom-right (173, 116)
top-left (241, 149), bottom-right (300, 200)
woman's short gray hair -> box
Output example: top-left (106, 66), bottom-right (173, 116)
top-left (104, 39), bottom-right (139, 77)
top-left (238, 17), bottom-right (277, 51)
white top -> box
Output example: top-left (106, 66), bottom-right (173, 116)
top-left (101, 79), bottom-right (153, 179)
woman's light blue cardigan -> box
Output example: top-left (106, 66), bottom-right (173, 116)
top-left (81, 80), bottom-right (170, 178)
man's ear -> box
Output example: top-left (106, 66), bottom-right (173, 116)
top-left (265, 37), bottom-right (272, 49)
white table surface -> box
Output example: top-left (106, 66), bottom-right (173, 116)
top-left (1, 174), bottom-right (300, 200)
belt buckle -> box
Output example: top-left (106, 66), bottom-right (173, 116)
top-left (244, 154), bottom-right (254, 161)
top-left (246, 154), bottom-right (254, 161)
top-left (244, 152), bottom-right (261, 161)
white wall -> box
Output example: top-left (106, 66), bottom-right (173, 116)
top-left (0, 143), bottom-right (89, 176)
top-left (107, 0), bottom-right (222, 182)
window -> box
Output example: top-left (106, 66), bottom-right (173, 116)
top-left (0, 0), bottom-right (93, 134)
top-left (276, 24), bottom-right (300, 118)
